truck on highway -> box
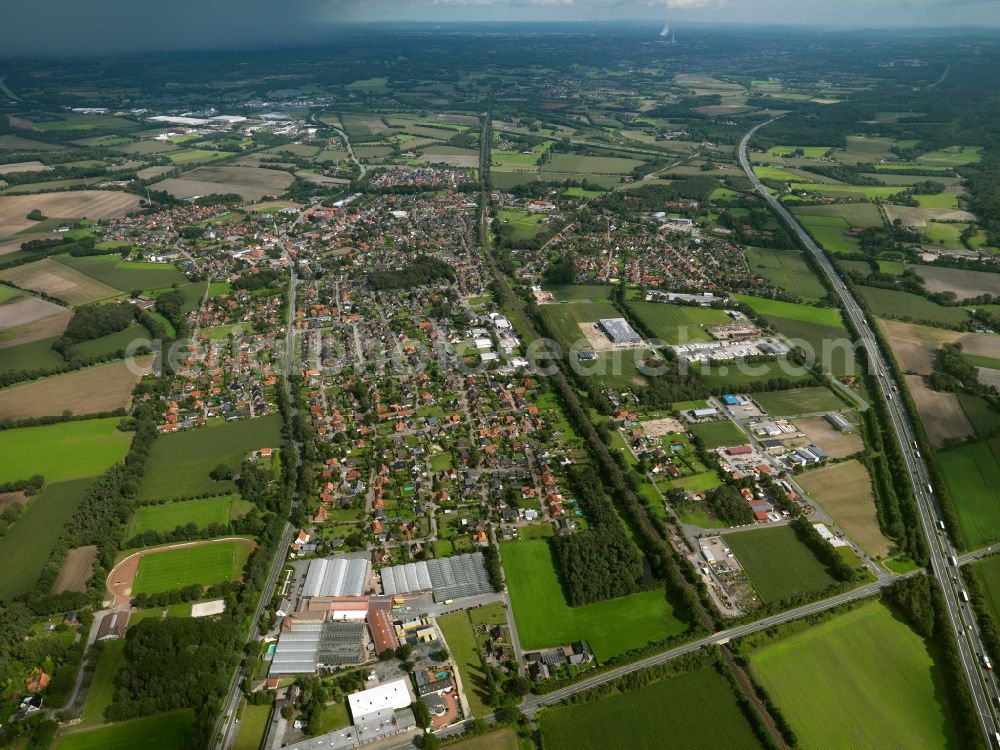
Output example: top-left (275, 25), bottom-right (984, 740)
top-left (938, 520), bottom-right (947, 531)
top-left (961, 589), bottom-right (971, 603)
top-left (984, 654), bottom-right (993, 670)
top-left (928, 483), bottom-right (934, 495)
top-left (950, 555), bottom-right (958, 566)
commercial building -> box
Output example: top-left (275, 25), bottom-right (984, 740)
top-left (269, 616), bottom-right (367, 675)
top-left (302, 555), bottom-right (370, 599)
top-left (824, 412), bottom-right (852, 432)
top-left (379, 553), bottom-right (493, 602)
top-left (348, 679), bottom-right (413, 721)
top-left (598, 318), bottom-right (642, 344)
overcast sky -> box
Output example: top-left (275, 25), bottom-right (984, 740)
top-left (3, 0), bottom-right (999, 57)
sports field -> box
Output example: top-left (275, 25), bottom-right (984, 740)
top-left (128, 495), bottom-right (247, 536)
top-left (0, 478), bottom-right (93, 600)
top-left (689, 420), bottom-right (746, 449)
top-left (938, 437), bottom-right (1000, 548)
top-left (626, 301), bottom-right (731, 344)
top-left (752, 387), bottom-right (843, 416)
top-left (540, 668), bottom-right (764, 750)
top-left (501, 540), bottom-right (687, 661)
top-left (797, 460), bottom-right (891, 557)
top-left (54, 711), bottom-right (196, 750)
top-left (744, 248), bottom-right (826, 301)
top-left (138, 415), bottom-right (282, 501)
top-left (723, 526), bottom-right (837, 603)
top-left (0, 418), bottom-right (133, 484)
top-left (749, 601), bottom-right (956, 749)
top-left (131, 539), bottom-right (254, 594)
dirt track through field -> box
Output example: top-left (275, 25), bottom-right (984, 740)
top-left (105, 537), bottom-right (257, 606)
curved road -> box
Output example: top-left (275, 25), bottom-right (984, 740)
top-left (739, 119), bottom-right (1000, 746)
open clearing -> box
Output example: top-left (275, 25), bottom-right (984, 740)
top-left (0, 257), bottom-right (120, 305)
top-left (540, 667), bottom-right (764, 750)
top-left (0, 296), bottom-right (71, 348)
top-left (0, 357), bottom-right (152, 419)
top-left (794, 416), bottom-right (863, 458)
top-left (54, 710), bottom-right (196, 750)
top-left (904, 374), bottom-right (974, 447)
top-left (0, 417), bottom-right (133, 484)
top-left (910, 265), bottom-right (1000, 299)
top-left (52, 545), bottom-right (98, 594)
top-left (138, 415), bottom-right (282, 501)
top-left (723, 525), bottom-right (836, 603)
top-left (749, 601), bottom-right (956, 750)
top-left (152, 166), bottom-right (294, 202)
top-left (128, 495), bottom-right (246, 536)
top-left (797, 460), bottom-right (891, 557)
top-left (0, 191), bottom-right (140, 240)
top-left (0, 478), bottom-right (93, 600)
top-left (753, 387), bottom-right (843, 416)
top-left (501, 539), bottom-right (687, 661)
top-left (939, 436), bottom-right (1000, 548)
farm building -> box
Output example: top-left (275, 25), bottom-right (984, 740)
top-left (824, 412), bottom-right (852, 431)
top-left (379, 553), bottom-right (493, 602)
top-left (269, 615), bottom-right (367, 675)
top-left (303, 555), bottom-right (370, 599)
top-left (690, 407), bottom-right (719, 419)
top-left (598, 318), bottom-right (642, 344)
top-left (96, 612), bottom-right (129, 641)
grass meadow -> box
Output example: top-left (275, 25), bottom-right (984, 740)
top-left (0, 418), bottom-right (132, 484)
top-left (858, 286), bottom-right (969, 326)
top-left (723, 525), bottom-right (837, 603)
top-left (54, 711), bottom-right (196, 750)
top-left (745, 247), bottom-right (826, 301)
top-left (540, 668), bottom-right (764, 750)
top-left (138, 415), bottom-right (281, 501)
top-left (689, 420), bottom-right (747, 449)
top-left (749, 601), bottom-right (956, 750)
top-left (752, 387), bottom-right (843, 416)
top-left (625, 301), bottom-right (731, 344)
top-left (501, 539), bottom-right (687, 660)
top-left (128, 495), bottom-right (249, 536)
top-left (56, 254), bottom-right (188, 292)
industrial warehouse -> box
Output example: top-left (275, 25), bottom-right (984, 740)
top-left (378, 553), bottom-right (494, 602)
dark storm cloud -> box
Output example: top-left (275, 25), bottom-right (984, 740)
top-left (2, 0), bottom-right (998, 56)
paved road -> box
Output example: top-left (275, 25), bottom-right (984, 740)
top-left (0, 76), bottom-right (21, 102)
top-left (739, 120), bottom-right (1000, 745)
top-left (215, 228), bottom-right (304, 750)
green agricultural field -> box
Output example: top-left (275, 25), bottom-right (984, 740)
top-left (938, 437), bottom-right (1000, 548)
top-left (749, 601), bottom-right (957, 750)
top-left (689, 420), bottom-right (746, 449)
top-left (0, 336), bottom-right (66, 374)
top-left (744, 248), bottom-right (826, 301)
top-left (540, 667), bottom-right (765, 750)
top-left (128, 496), bottom-right (248, 536)
top-left (793, 214), bottom-right (860, 255)
top-left (833, 135), bottom-right (896, 164)
top-left (56, 254), bottom-right (188, 292)
top-left (502, 540), bottom-right (687, 661)
top-left (54, 711), bottom-right (196, 750)
top-left (958, 393), bottom-right (1000, 438)
top-left (754, 165), bottom-right (811, 183)
top-left (768, 146), bottom-right (831, 158)
top-left (796, 184), bottom-right (903, 200)
top-left (914, 192), bottom-right (960, 210)
top-left (131, 539), bottom-right (254, 594)
top-left (753, 387), bottom-right (843, 416)
top-left (918, 146), bottom-right (982, 167)
top-left (737, 295), bottom-right (858, 377)
top-left (166, 149), bottom-right (230, 164)
top-left (697, 360), bottom-right (815, 389)
top-left (969, 555), bottom-right (1000, 628)
top-left (723, 526), bottom-right (837, 603)
top-left (538, 301), bottom-right (620, 350)
top-left (0, 418), bottom-right (132, 484)
top-left (138, 415), bottom-right (282, 501)
top-left (625, 302), bottom-right (731, 344)
top-left (33, 113), bottom-right (139, 133)
top-left (858, 286), bottom-right (969, 326)
top-left (0, 478), bottom-right (93, 600)
top-left (563, 187), bottom-right (604, 198)
top-left (541, 154), bottom-right (643, 175)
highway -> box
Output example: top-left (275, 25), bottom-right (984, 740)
top-left (739, 120), bottom-right (1000, 746)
